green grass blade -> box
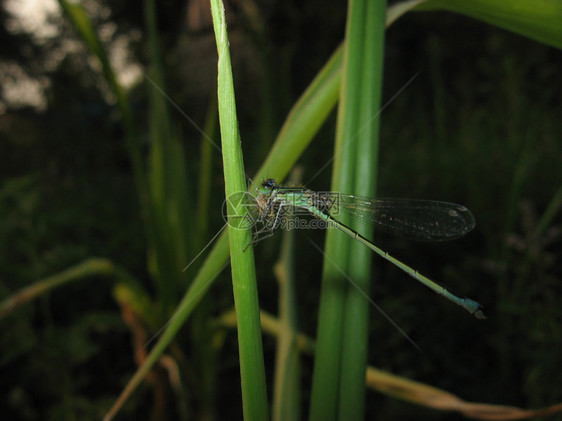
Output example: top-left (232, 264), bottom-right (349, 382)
top-left (309, 0), bottom-right (386, 419)
top-left (308, 13), bottom-right (358, 421)
top-left (210, 0), bottom-right (269, 419)
top-left (338, 1), bottom-right (386, 420)
top-left (415, 0), bottom-right (562, 49)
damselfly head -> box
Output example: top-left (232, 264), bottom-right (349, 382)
top-left (262, 179), bottom-right (278, 190)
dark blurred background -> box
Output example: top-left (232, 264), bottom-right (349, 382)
top-left (1, 0), bottom-right (561, 420)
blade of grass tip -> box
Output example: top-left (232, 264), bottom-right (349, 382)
top-left (210, 0), bottom-right (269, 420)
top-left (338, 1), bottom-right (386, 420)
top-left (387, 0), bottom-right (427, 26)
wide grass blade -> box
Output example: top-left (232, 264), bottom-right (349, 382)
top-left (309, 0), bottom-right (386, 419)
top-left (338, 1), bottom-right (386, 419)
top-left (210, 0), bottom-right (269, 419)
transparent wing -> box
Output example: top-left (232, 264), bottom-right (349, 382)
top-left (332, 194), bottom-right (475, 241)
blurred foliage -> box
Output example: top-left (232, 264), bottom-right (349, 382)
top-left (0, 0), bottom-right (561, 420)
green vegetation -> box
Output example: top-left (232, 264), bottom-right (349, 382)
top-left (1, 0), bottom-right (561, 420)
